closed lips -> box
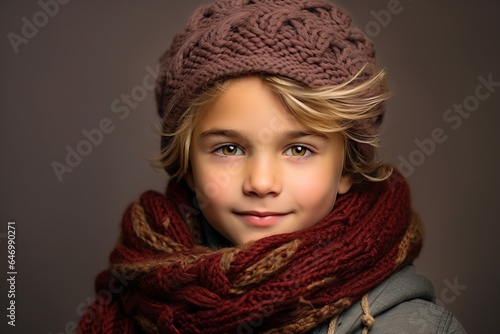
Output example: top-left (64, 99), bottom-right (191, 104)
top-left (234, 211), bottom-right (290, 227)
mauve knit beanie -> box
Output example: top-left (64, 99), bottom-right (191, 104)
top-left (156, 0), bottom-right (383, 176)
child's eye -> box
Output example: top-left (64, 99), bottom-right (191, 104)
top-left (214, 145), bottom-right (244, 156)
top-left (284, 145), bottom-right (311, 157)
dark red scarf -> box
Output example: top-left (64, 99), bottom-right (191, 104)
top-left (78, 169), bottom-right (422, 334)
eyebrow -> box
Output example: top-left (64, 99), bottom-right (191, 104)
top-left (199, 129), bottom-right (244, 141)
top-left (199, 129), bottom-right (328, 141)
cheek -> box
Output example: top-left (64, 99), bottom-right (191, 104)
top-left (189, 155), bottom-right (239, 220)
top-left (193, 167), bottom-right (238, 210)
top-left (293, 179), bottom-right (337, 208)
top-left (288, 167), bottom-right (339, 209)
top-left (191, 155), bottom-right (242, 195)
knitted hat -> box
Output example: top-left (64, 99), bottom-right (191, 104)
top-left (156, 0), bottom-right (383, 176)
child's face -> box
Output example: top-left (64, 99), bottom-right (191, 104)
top-left (187, 77), bottom-right (352, 245)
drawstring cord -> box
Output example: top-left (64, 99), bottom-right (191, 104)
top-left (328, 294), bottom-right (374, 334)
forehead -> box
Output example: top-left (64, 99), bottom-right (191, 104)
top-left (194, 76), bottom-right (307, 135)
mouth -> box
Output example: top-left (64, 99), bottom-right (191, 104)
top-left (234, 211), bottom-right (290, 227)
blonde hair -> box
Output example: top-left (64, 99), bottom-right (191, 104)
top-left (154, 65), bottom-right (392, 185)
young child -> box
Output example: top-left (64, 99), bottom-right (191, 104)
top-left (78, 0), bottom-right (465, 333)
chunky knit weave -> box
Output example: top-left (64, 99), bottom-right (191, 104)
top-left (78, 169), bottom-right (423, 334)
top-left (156, 0), bottom-right (381, 176)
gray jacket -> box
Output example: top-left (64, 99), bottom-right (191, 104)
top-left (310, 266), bottom-right (466, 334)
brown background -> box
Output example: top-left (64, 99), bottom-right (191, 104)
top-left (1, 0), bottom-right (499, 332)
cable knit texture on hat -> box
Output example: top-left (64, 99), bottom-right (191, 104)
top-left (156, 0), bottom-right (381, 175)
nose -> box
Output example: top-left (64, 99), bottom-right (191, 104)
top-left (242, 155), bottom-right (282, 198)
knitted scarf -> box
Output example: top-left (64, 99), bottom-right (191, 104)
top-left (78, 169), bottom-right (423, 334)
